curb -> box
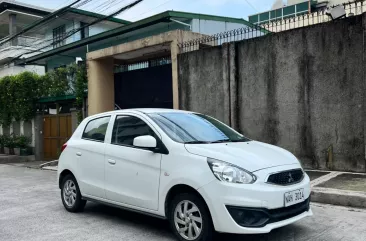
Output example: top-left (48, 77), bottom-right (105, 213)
top-left (41, 166), bottom-right (58, 171)
top-left (308, 170), bottom-right (366, 209)
top-left (311, 187), bottom-right (366, 209)
top-left (39, 160), bottom-right (58, 168)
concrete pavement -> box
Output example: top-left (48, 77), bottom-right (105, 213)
top-left (309, 170), bottom-right (366, 209)
top-left (1, 164), bottom-right (366, 241)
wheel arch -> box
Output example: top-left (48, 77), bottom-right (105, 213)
top-left (164, 184), bottom-right (213, 220)
top-left (58, 169), bottom-right (75, 189)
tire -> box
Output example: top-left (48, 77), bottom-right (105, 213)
top-left (61, 174), bottom-right (86, 212)
top-left (169, 193), bottom-right (214, 241)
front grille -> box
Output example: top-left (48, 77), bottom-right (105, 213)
top-left (267, 169), bottom-right (304, 185)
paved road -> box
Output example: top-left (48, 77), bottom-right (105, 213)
top-left (1, 164), bottom-right (366, 241)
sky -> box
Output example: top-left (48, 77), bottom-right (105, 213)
top-left (16, 0), bottom-right (277, 22)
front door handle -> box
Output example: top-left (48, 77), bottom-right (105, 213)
top-left (76, 152), bottom-right (82, 157)
top-left (108, 159), bottom-right (116, 165)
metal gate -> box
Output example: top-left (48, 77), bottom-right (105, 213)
top-left (114, 57), bottom-right (173, 109)
top-left (43, 114), bottom-right (72, 160)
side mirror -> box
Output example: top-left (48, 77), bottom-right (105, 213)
top-left (133, 135), bottom-right (157, 149)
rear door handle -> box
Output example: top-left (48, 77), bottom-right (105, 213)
top-left (76, 152), bottom-right (82, 157)
top-left (108, 159), bottom-right (116, 165)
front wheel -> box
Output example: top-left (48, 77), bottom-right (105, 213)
top-left (61, 174), bottom-right (86, 212)
top-left (169, 193), bottom-right (214, 241)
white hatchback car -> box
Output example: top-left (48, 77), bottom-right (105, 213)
top-left (58, 109), bottom-right (312, 241)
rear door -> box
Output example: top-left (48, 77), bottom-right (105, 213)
top-left (76, 115), bottom-right (111, 198)
top-left (104, 114), bottom-right (162, 210)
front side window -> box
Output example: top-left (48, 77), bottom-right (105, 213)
top-left (82, 116), bottom-right (110, 142)
top-left (148, 113), bottom-right (250, 144)
top-left (80, 22), bottom-right (89, 39)
top-left (112, 115), bottom-right (156, 146)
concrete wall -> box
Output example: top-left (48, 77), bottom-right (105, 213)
top-left (178, 46), bottom-right (230, 125)
top-left (178, 15), bottom-right (366, 172)
top-left (0, 64), bottom-right (45, 78)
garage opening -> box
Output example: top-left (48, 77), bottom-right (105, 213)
top-left (114, 40), bottom-right (173, 109)
top-left (114, 56), bottom-right (173, 109)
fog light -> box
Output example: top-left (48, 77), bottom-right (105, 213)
top-left (226, 206), bottom-right (270, 227)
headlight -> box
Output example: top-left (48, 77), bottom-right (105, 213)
top-left (207, 158), bottom-right (257, 184)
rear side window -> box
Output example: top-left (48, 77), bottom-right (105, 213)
top-left (112, 115), bottom-right (156, 146)
top-left (82, 116), bottom-right (111, 142)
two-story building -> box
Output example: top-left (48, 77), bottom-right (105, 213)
top-left (0, 0), bottom-right (129, 77)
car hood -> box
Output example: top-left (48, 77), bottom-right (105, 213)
top-left (184, 141), bottom-right (299, 172)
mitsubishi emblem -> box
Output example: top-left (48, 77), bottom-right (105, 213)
top-left (288, 173), bottom-right (294, 183)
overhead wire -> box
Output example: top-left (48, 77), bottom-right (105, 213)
top-left (128, 0), bottom-right (176, 21)
top-left (0, 0), bottom-right (88, 47)
top-left (13, 0), bottom-right (144, 63)
top-left (0, 0), bottom-right (84, 46)
top-left (99, 0), bottom-right (127, 14)
top-left (244, 0), bottom-right (258, 12)
top-left (1, 0), bottom-right (108, 52)
top-left (0, 0), bottom-right (100, 63)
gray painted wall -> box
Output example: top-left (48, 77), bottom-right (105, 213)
top-left (178, 14), bottom-right (366, 172)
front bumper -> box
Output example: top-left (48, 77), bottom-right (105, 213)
top-left (197, 164), bottom-right (313, 234)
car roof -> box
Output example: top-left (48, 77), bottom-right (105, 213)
top-left (91, 108), bottom-right (194, 118)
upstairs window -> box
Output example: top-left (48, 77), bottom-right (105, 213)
top-left (53, 25), bottom-right (66, 48)
top-left (80, 22), bottom-right (89, 39)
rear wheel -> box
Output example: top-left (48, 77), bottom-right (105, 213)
top-left (169, 193), bottom-right (214, 241)
top-left (61, 174), bottom-right (86, 212)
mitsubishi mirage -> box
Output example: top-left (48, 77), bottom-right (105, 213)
top-left (58, 109), bottom-right (312, 241)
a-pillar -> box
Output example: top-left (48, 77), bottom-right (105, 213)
top-left (87, 58), bottom-right (115, 115)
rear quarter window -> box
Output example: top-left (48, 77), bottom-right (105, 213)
top-left (82, 116), bottom-right (111, 142)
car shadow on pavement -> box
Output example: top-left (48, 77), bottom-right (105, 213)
top-left (83, 202), bottom-right (307, 241)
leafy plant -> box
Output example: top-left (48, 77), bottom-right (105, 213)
top-left (16, 135), bottom-right (31, 149)
top-left (0, 64), bottom-right (88, 126)
top-left (5, 134), bottom-right (17, 155)
top-left (74, 63), bottom-right (88, 123)
top-left (0, 135), bottom-right (8, 154)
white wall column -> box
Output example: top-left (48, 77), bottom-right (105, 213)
top-left (31, 119), bottom-right (35, 147)
top-left (20, 121), bottom-right (24, 135)
top-left (9, 122), bottom-right (13, 135)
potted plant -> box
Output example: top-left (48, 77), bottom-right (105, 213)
top-left (16, 135), bottom-right (31, 156)
top-left (5, 135), bottom-right (16, 155)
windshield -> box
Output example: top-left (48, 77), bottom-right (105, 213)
top-left (148, 112), bottom-right (250, 144)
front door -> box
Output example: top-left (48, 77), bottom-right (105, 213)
top-left (104, 115), bottom-right (162, 211)
top-left (76, 116), bottom-right (111, 198)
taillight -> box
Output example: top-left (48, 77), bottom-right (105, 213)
top-left (61, 143), bottom-right (67, 152)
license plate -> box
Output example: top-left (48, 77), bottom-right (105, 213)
top-left (284, 189), bottom-right (305, 207)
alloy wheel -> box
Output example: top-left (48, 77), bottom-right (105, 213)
top-left (63, 179), bottom-right (77, 207)
top-left (174, 200), bottom-right (203, 240)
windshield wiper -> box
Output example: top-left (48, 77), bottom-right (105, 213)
top-left (210, 139), bottom-right (231, 143)
top-left (184, 141), bottom-right (211, 144)
top-left (231, 139), bottom-right (250, 142)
